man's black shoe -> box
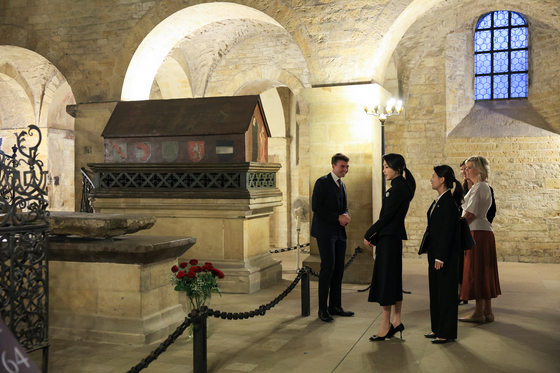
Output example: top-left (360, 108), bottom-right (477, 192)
top-left (318, 309), bottom-right (334, 322)
top-left (329, 306), bottom-right (354, 317)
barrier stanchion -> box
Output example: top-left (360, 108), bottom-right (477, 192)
top-left (192, 308), bottom-right (208, 373)
top-left (300, 267), bottom-right (310, 317)
top-left (128, 247), bottom-right (365, 372)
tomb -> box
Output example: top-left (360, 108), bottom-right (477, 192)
top-left (88, 96), bottom-right (283, 293)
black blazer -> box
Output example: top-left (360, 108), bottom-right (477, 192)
top-left (364, 176), bottom-right (411, 241)
top-left (487, 186), bottom-right (496, 223)
top-left (427, 190), bottom-right (461, 262)
top-left (311, 173), bottom-right (348, 239)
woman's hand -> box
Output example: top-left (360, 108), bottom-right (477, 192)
top-left (363, 238), bottom-right (374, 247)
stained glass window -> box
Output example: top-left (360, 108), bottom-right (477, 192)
top-left (474, 11), bottom-right (529, 100)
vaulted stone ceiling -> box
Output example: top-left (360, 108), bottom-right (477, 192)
top-left (172, 19), bottom-right (309, 97)
top-left (0, 46), bottom-right (61, 128)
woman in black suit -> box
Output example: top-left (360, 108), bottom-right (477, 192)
top-left (364, 153), bottom-right (416, 341)
top-left (425, 165), bottom-right (463, 344)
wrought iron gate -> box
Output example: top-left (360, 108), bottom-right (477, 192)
top-left (0, 125), bottom-right (50, 373)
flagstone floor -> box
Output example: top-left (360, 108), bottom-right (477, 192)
top-left (29, 251), bottom-right (560, 373)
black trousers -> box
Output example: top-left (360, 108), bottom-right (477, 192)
top-left (316, 235), bottom-right (347, 311)
top-left (428, 251), bottom-right (459, 339)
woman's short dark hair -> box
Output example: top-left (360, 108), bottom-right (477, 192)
top-left (383, 153), bottom-right (416, 199)
top-left (434, 165), bottom-right (464, 206)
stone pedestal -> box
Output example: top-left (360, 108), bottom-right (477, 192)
top-left (48, 235), bottom-right (195, 345)
top-left (89, 162), bottom-right (284, 294)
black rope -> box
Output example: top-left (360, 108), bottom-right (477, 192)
top-left (269, 243), bottom-right (310, 254)
top-left (357, 284), bottom-right (371, 292)
top-left (126, 270), bottom-right (307, 372)
top-left (308, 246), bottom-right (362, 278)
top-left (126, 317), bottom-right (192, 373)
top-left (208, 270), bottom-right (304, 319)
top-left (126, 247), bottom-right (366, 372)
top-left (344, 247), bottom-right (362, 271)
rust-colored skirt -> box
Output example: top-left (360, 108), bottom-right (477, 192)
top-left (460, 230), bottom-right (501, 300)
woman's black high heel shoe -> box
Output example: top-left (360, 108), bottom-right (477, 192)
top-left (369, 325), bottom-right (395, 341)
top-left (387, 323), bottom-right (405, 338)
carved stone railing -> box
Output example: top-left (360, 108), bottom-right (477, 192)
top-left (87, 162), bottom-right (281, 200)
top-left (0, 125), bottom-right (50, 373)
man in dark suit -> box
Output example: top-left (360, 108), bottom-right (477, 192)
top-left (311, 153), bottom-right (354, 322)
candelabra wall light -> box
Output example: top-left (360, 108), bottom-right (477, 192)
top-left (364, 98), bottom-right (403, 124)
top-left (364, 98), bottom-right (404, 192)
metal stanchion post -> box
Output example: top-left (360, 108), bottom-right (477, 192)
top-left (295, 222), bottom-right (301, 271)
top-left (301, 268), bottom-right (310, 317)
top-left (192, 310), bottom-right (208, 373)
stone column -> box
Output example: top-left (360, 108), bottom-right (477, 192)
top-left (300, 84), bottom-right (391, 284)
top-left (68, 102), bottom-right (117, 210)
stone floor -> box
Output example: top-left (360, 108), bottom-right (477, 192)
top-left (29, 250), bottom-right (560, 373)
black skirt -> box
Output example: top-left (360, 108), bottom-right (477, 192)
top-left (368, 235), bottom-right (403, 306)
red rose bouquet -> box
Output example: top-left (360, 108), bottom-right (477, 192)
top-left (168, 258), bottom-right (224, 311)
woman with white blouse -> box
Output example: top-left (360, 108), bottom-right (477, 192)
top-left (459, 156), bottom-right (501, 323)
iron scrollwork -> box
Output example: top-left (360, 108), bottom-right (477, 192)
top-left (0, 125), bottom-right (49, 226)
top-left (0, 125), bottom-right (50, 373)
top-left (80, 167), bottom-right (95, 213)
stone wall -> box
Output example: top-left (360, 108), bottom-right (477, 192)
top-left (528, 18), bottom-right (560, 128)
top-left (446, 136), bottom-right (560, 263)
top-left (392, 14), bottom-right (560, 263)
top-left (205, 32), bottom-right (310, 98)
top-left (3, 0), bottom-right (560, 265)
top-left (387, 43), bottom-right (448, 256)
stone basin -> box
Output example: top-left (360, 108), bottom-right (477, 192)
top-left (49, 211), bottom-right (156, 238)
top-left (49, 235), bottom-right (195, 265)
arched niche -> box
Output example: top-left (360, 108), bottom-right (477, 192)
top-left (0, 45), bottom-right (76, 211)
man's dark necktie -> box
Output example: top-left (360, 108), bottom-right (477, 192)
top-left (337, 179), bottom-right (343, 194)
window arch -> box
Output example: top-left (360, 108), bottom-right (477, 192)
top-left (474, 11), bottom-right (529, 100)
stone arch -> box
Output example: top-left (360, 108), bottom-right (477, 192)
top-left (152, 56), bottom-right (194, 99)
top-left (359, 0), bottom-right (446, 85)
top-left (0, 25), bottom-right (87, 102)
top-left (0, 45), bottom-right (76, 211)
top-left (111, 0), bottom-right (311, 101)
top-left (0, 62), bottom-right (35, 118)
top-left (40, 72), bottom-right (75, 129)
top-left (225, 66), bottom-right (305, 98)
top-left (0, 73), bottom-right (35, 131)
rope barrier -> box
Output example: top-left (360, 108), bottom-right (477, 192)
top-left (127, 318), bottom-right (192, 373)
top-left (208, 269), bottom-right (303, 319)
top-left (126, 246), bottom-right (364, 372)
top-left (269, 243), bottom-right (310, 254)
top-left (308, 246), bottom-right (362, 278)
top-left (126, 269), bottom-right (307, 372)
